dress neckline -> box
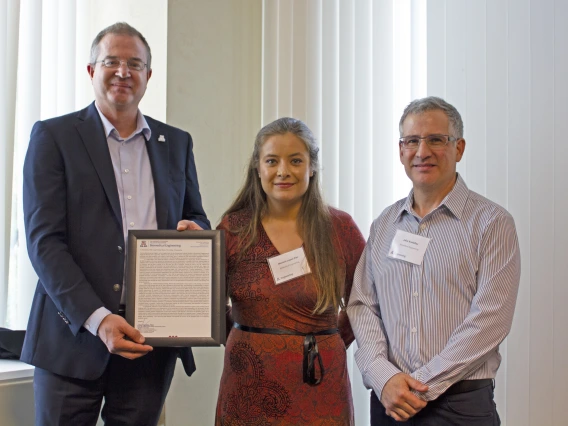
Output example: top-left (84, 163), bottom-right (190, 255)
top-left (259, 221), bottom-right (304, 257)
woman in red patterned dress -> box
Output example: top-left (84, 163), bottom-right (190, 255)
top-left (215, 117), bottom-right (365, 425)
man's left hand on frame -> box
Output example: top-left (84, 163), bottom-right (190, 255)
top-left (176, 220), bottom-right (203, 231)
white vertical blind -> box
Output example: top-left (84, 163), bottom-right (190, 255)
top-left (40, 0), bottom-right (76, 118)
top-left (464, 0), bottom-right (486, 193)
top-left (410, 0), bottom-right (427, 99)
top-left (321, 0), bottom-right (339, 206)
top-left (426, 0), bottom-right (446, 97)
top-left (262, 0), bottom-right (279, 123)
top-left (372, 0), bottom-right (394, 213)
top-left (552, 3), bottom-right (568, 424)
top-left (424, 1), bottom-right (568, 425)
top-left (11, 0), bottom-right (44, 329)
top-left (485, 0), bottom-right (509, 414)
top-left (262, 0), bottom-right (418, 231)
top-left (75, 0), bottom-right (91, 107)
top-left (0, 2), bottom-right (8, 328)
top-left (291, 0), bottom-right (307, 122)
top-left (529, 2), bottom-right (554, 426)
top-left (10, 0), bottom-right (86, 329)
top-left (353, 0), bottom-right (372, 228)
top-left (305, 0), bottom-right (322, 143)
top-left (338, 0), bottom-right (356, 214)
top-left (56, 0), bottom-right (76, 115)
top-left (506, 0), bottom-right (531, 423)
top-left (262, 1), bottom-right (568, 424)
top-left (392, 0), bottom-right (414, 197)
top-left (276, 0), bottom-right (292, 117)
top-left (0, 0), bottom-right (20, 327)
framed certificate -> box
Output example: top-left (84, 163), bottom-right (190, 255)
top-left (126, 230), bottom-right (225, 346)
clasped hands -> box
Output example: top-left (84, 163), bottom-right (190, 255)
top-left (381, 373), bottom-right (429, 422)
top-left (97, 220), bottom-right (202, 359)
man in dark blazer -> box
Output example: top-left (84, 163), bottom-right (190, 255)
top-left (21, 22), bottom-right (210, 425)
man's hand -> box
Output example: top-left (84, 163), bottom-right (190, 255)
top-left (176, 220), bottom-right (203, 231)
top-left (97, 314), bottom-right (153, 360)
top-left (381, 373), bottom-right (428, 422)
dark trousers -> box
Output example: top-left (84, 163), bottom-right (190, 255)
top-left (34, 347), bottom-right (177, 426)
top-left (371, 384), bottom-right (500, 426)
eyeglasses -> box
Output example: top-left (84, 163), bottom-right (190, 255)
top-left (399, 134), bottom-right (458, 150)
top-left (95, 58), bottom-right (147, 72)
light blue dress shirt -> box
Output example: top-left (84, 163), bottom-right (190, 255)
top-left (83, 104), bottom-right (158, 335)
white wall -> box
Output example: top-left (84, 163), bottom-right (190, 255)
top-left (164, 1), bottom-right (262, 425)
top-left (166, 0), bottom-right (262, 226)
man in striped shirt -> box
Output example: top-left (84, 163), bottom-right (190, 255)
top-left (347, 96), bottom-right (520, 425)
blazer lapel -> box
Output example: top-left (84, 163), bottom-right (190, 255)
top-left (76, 103), bottom-right (123, 228)
top-left (145, 119), bottom-right (169, 229)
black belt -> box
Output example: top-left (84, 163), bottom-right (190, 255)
top-left (444, 379), bottom-right (493, 396)
top-left (233, 322), bottom-right (338, 386)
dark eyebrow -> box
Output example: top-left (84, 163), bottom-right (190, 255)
top-left (262, 152), bottom-right (306, 159)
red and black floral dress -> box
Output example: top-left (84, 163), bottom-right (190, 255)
top-left (215, 208), bottom-right (365, 425)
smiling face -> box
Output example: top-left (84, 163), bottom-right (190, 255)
top-left (400, 109), bottom-right (465, 197)
top-left (87, 33), bottom-right (152, 116)
top-left (258, 132), bottom-right (314, 211)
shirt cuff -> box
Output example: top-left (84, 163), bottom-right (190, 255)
top-left (355, 351), bottom-right (402, 399)
top-left (410, 369), bottom-right (452, 401)
top-left (83, 307), bottom-right (112, 336)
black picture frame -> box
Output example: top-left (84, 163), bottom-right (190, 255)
top-left (126, 229), bottom-right (225, 346)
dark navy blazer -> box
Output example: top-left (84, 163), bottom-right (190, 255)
top-left (21, 102), bottom-right (210, 380)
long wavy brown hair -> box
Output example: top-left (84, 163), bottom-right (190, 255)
top-left (223, 117), bottom-right (344, 314)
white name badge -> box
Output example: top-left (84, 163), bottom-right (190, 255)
top-left (387, 229), bottom-right (431, 265)
top-left (267, 247), bottom-right (312, 285)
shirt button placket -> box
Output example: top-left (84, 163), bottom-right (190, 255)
top-left (411, 220), bottom-right (424, 363)
top-left (412, 222), bottom-right (428, 365)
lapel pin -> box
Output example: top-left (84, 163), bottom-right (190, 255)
top-left (158, 135), bottom-right (166, 142)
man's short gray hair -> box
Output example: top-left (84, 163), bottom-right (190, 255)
top-left (399, 96), bottom-right (464, 138)
top-left (89, 22), bottom-right (152, 70)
